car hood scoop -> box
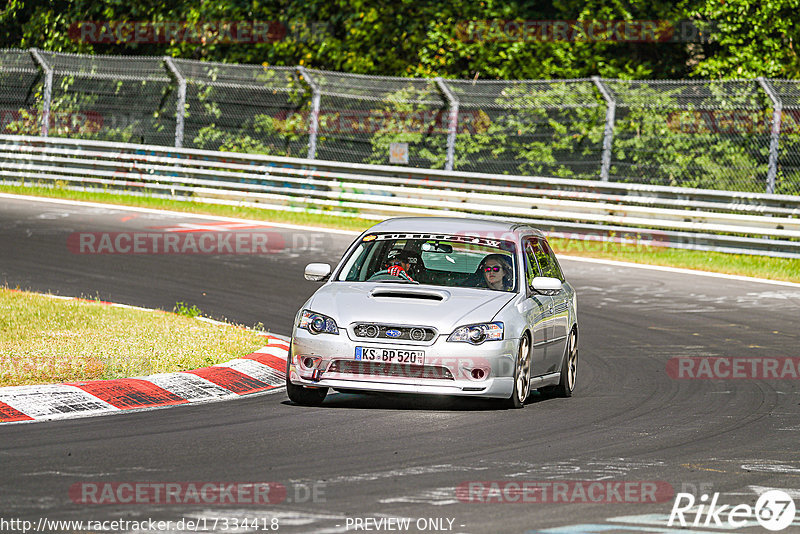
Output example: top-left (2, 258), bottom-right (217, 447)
top-left (307, 283), bottom-right (515, 332)
top-left (369, 287), bottom-right (448, 301)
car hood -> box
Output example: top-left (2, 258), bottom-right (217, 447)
top-left (306, 282), bottom-right (516, 334)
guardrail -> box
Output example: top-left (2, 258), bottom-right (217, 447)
top-left (1, 134), bottom-right (799, 258)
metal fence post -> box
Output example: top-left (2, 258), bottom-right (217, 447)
top-left (758, 77), bottom-right (782, 195)
top-left (592, 76), bottom-right (616, 182)
top-left (435, 78), bottom-right (459, 171)
top-left (164, 57), bottom-right (186, 148)
top-left (30, 49), bottom-right (53, 137)
top-left (298, 66), bottom-right (320, 160)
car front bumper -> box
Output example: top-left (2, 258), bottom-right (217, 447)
top-left (289, 327), bottom-right (518, 399)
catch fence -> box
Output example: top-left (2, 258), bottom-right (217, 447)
top-left (2, 48), bottom-right (799, 194)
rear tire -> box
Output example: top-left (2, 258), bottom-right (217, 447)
top-left (285, 350), bottom-right (328, 406)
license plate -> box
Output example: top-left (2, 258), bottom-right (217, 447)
top-left (355, 346), bottom-right (425, 364)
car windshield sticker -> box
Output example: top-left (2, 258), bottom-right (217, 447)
top-left (372, 233), bottom-right (509, 249)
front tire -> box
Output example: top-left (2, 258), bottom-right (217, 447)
top-left (285, 351), bottom-right (328, 406)
top-left (551, 328), bottom-right (577, 397)
top-left (503, 335), bottom-right (531, 409)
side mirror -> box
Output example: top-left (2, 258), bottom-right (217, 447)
top-left (532, 276), bottom-right (562, 295)
top-left (304, 263), bottom-right (332, 282)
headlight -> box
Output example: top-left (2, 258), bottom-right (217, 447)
top-left (448, 322), bottom-right (504, 344)
top-left (299, 310), bottom-right (339, 335)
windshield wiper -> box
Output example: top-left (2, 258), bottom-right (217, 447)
top-left (375, 279), bottom-right (420, 284)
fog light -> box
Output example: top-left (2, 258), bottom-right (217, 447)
top-left (299, 356), bottom-right (322, 370)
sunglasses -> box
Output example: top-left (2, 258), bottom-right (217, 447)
top-left (483, 266), bottom-right (502, 273)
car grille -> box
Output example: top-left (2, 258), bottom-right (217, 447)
top-left (327, 360), bottom-right (454, 380)
top-left (352, 323), bottom-right (437, 342)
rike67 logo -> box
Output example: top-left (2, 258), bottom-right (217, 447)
top-left (669, 490), bottom-right (797, 531)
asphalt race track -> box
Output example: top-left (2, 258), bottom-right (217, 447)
top-left (2, 194), bottom-right (800, 534)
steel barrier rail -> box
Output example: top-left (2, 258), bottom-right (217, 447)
top-left (5, 144), bottom-right (800, 219)
top-left (4, 142), bottom-right (800, 222)
top-left (0, 135), bottom-right (799, 258)
top-left (4, 156), bottom-right (800, 239)
top-left (2, 135), bottom-right (799, 220)
top-left (3, 135), bottom-right (799, 214)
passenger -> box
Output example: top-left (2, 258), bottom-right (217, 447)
top-left (479, 254), bottom-right (514, 291)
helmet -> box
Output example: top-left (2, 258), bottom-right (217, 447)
top-left (386, 249), bottom-right (421, 274)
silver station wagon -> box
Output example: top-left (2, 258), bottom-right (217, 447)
top-left (287, 217), bottom-right (578, 408)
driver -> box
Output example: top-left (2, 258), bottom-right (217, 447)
top-left (386, 249), bottom-right (418, 282)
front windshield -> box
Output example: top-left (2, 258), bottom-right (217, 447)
top-left (337, 233), bottom-right (517, 292)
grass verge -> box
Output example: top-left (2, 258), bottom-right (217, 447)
top-left (1, 183), bottom-right (799, 283)
top-left (0, 288), bottom-right (270, 387)
top-left (549, 238), bottom-right (800, 282)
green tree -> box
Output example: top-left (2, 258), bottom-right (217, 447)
top-left (688, 0), bottom-right (800, 78)
top-left (0, 0), bottom-right (705, 79)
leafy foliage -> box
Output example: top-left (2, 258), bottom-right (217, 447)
top-left (1, 1), bottom-right (798, 192)
top-left (4, 0), bottom-right (796, 79)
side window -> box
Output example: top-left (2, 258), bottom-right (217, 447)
top-left (534, 238), bottom-right (564, 282)
top-left (523, 240), bottom-right (542, 288)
